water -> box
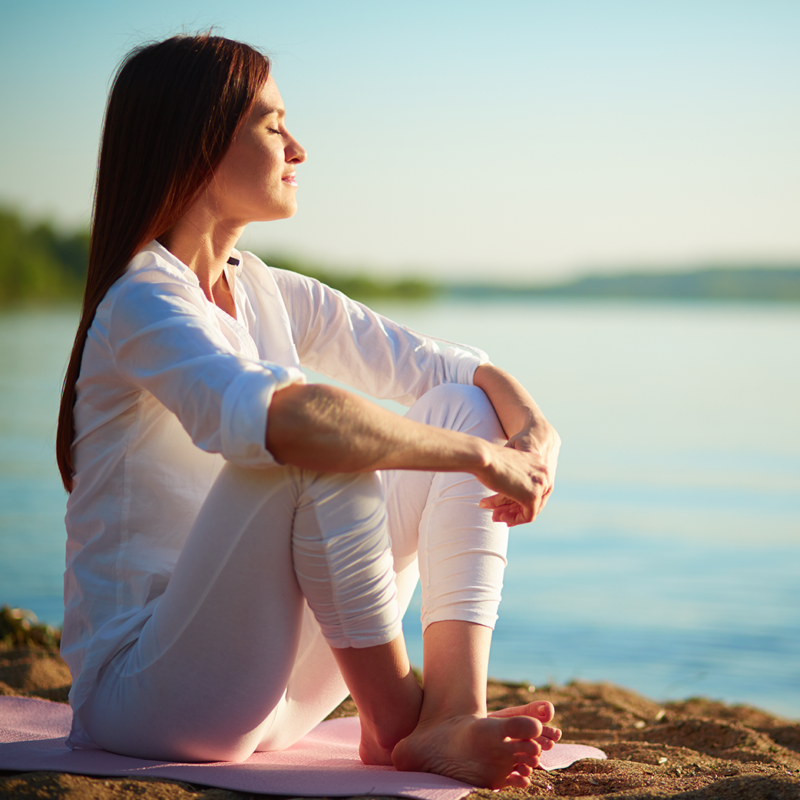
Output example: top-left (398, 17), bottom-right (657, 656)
top-left (1, 300), bottom-right (798, 719)
top-left (0, 309), bottom-right (75, 626)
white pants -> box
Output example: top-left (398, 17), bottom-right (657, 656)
top-left (81, 384), bottom-right (508, 762)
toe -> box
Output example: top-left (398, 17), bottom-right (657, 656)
top-left (514, 762), bottom-right (534, 778)
top-left (535, 726), bottom-right (561, 750)
top-left (509, 738), bottom-right (542, 764)
top-left (538, 737), bottom-right (555, 751)
top-left (502, 715), bottom-right (543, 741)
top-left (503, 772), bottom-right (531, 789)
top-left (504, 775), bottom-right (530, 789)
top-left (535, 701), bottom-right (555, 722)
top-left (544, 724), bottom-right (562, 742)
top-left (489, 700), bottom-right (555, 724)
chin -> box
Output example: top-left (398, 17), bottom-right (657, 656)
top-left (256, 205), bottom-right (297, 223)
top-left (277, 204), bottom-right (299, 220)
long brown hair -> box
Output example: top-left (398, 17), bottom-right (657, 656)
top-left (56, 34), bottom-right (270, 492)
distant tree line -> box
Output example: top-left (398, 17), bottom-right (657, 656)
top-left (2, 206), bottom-right (799, 305)
top-left (449, 266), bottom-right (800, 302)
top-left (259, 253), bottom-right (436, 301)
top-left (0, 207), bottom-right (435, 305)
top-left (538, 268), bottom-right (800, 301)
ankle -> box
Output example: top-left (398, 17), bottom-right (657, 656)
top-left (419, 696), bottom-right (486, 724)
top-left (418, 671), bottom-right (487, 722)
top-left (420, 620), bottom-right (492, 721)
top-left (358, 690), bottom-right (422, 759)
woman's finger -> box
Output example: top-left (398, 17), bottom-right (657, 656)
top-left (479, 493), bottom-right (506, 509)
top-left (487, 499), bottom-right (535, 526)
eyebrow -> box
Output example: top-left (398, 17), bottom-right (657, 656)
top-left (260, 106), bottom-right (285, 119)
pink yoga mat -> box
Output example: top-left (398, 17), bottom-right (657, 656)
top-left (0, 697), bottom-right (606, 800)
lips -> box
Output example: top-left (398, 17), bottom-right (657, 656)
top-left (282, 173), bottom-right (298, 187)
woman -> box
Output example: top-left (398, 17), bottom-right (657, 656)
top-left (56, 34), bottom-right (561, 789)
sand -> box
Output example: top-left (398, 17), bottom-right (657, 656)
top-left (1, 608), bottom-right (798, 799)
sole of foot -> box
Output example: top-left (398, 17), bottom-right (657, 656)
top-left (392, 711), bottom-right (546, 789)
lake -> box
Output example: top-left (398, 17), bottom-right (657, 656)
top-left (1, 299), bottom-right (798, 719)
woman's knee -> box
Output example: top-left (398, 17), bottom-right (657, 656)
top-left (406, 383), bottom-right (504, 442)
top-left (292, 470), bottom-right (400, 649)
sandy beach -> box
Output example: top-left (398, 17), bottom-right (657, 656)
top-left (1, 607), bottom-right (798, 800)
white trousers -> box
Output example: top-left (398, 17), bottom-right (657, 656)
top-left (81, 384), bottom-right (509, 762)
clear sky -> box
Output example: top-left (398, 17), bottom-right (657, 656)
top-left (2, 0), bottom-right (799, 282)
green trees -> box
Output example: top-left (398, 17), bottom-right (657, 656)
top-left (258, 253), bottom-right (435, 301)
top-left (0, 208), bottom-right (89, 304)
top-left (0, 208), bottom-right (435, 305)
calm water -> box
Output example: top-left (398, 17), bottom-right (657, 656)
top-left (1, 300), bottom-right (798, 718)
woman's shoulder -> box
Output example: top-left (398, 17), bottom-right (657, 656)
top-left (241, 250), bottom-right (321, 283)
top-left (104, 242), bottom-right (204, 302)
top-left (237, 249), bottom-right (319, 301)
top-left (98, 242), bottom-right (210, 332)
top-left (239, 249), bottom-right (288, 280)
top-left (125, 241), bottom-right (201, 285)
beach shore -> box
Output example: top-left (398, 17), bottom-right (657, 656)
top-left (1, 608), bottom-right (798, 799)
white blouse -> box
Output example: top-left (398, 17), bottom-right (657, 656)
top-left (62, 241), bottom-right (486, 743)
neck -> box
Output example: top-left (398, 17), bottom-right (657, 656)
top-left (160, 208), bottom-right (245, 316)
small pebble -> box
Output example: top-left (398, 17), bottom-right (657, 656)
top-left (658, 757), bottom-right (668, 765)
top-left (634, 720), bottom-right (646, 729)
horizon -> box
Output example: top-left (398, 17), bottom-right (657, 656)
top-left (5, 204), bottom-right (800, 296)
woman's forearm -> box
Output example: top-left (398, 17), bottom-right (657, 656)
top-left (266, 378), bottom-right (558, 525)
top-left (472, 363), bottom-right (561, 523)
top-left (472, 363), bottom-right (550, 441)
top-left (266, 382), bottom-right (491, 475)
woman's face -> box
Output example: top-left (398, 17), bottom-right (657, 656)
top-left (207, 76), bottom-right (307, 225)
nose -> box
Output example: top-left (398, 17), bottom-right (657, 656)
top-left (286, 134), bottom-right (307, 164)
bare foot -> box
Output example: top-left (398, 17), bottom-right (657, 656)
top-left (392, 712), bottom-right (544, 789)
top-left (489, 700), bottom-right (562, 751)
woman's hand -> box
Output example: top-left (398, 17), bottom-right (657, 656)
top-left (476, 421), bottom-right (560, 526)
top-left (472, 364), bottom-right (561, 526)
top-left (267, 370), bottom-right (560, 528)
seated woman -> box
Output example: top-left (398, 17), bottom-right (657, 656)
top-left (56, 34), bottom-right (561, 790)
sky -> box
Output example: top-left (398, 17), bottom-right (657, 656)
top-left (2, 0), bottom-right (799, 283)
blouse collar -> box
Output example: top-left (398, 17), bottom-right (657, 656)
top-left (142, 240), bottom-right (244, 281)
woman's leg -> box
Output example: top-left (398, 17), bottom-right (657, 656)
top-left (259, 385), bottom-right (557, 772)
top-left (81, 464), bottom-right (411, 761)
top-left (276, 383), bottom-right (526, 769)
top-left (382, 384), bottom-right (559, 787)
top-left (263, 383), bottom-right (551, 783)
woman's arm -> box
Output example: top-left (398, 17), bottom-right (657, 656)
top-left (266, 266), bottom-right (482, 405)
top-left (472, 363), bottom-right (561, 525)
top-left (266, 382), bottom-right (551, 524)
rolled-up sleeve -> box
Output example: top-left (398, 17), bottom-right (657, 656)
top-left (108, 268), bottom-right (305, 467)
